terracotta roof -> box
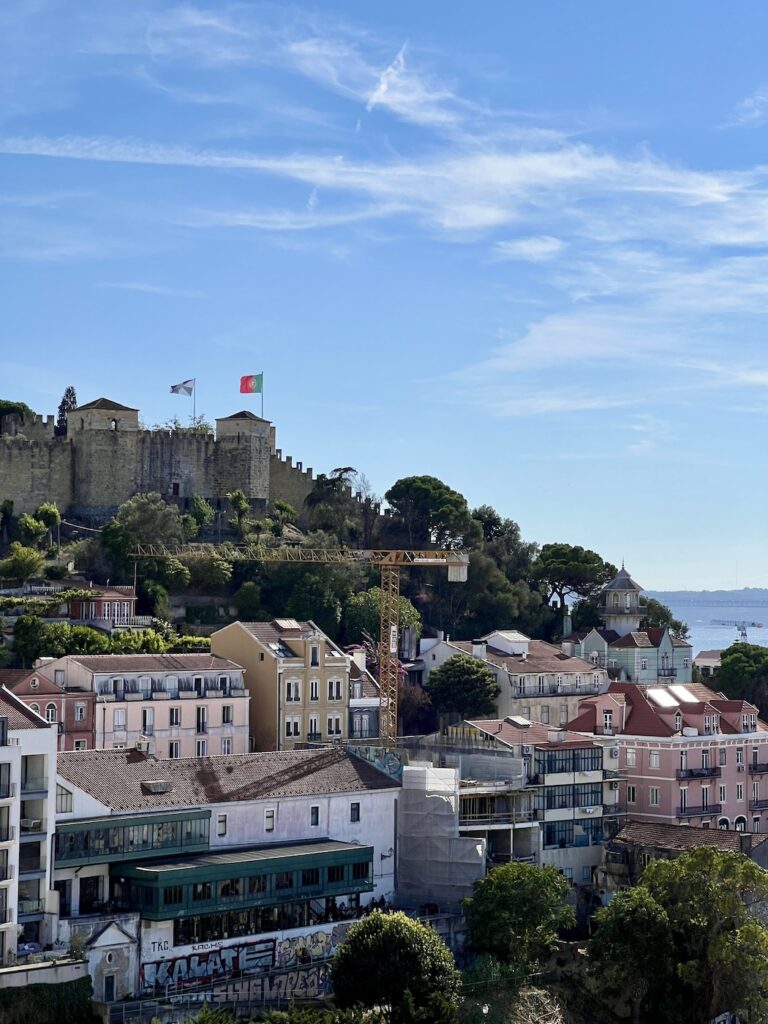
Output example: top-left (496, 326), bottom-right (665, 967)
top-left (350, 661), bottom-right (379, 698)
top-left (602, 568), bottom-right (644, 592)
top-left (612, 820), bottom-right (765, 854)
top-left (450, 639), bottom-right (600, 676)
top-left (231, 621), bottom-right (342, 658)
top-left (466, 718), bottom-right (598, 750)
top-left (695, 650), bottom-right (722, 661)
top-left (0, 670), bottom-right (31, 688)
top-left (0, 686), bottom-right (50, 731)
top-left (74, 398), bottom-right (138, 412)
top-left (71, 585), bottom-right (136, 601)
top-left (63, 654), bottom-right (242, 673)
top-left (57, 747), bottom-right (399, 812)
top-left (610, 628), bottom-right (691, 650)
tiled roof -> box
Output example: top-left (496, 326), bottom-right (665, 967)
top-left (349, 661), bottom-right (379, 698)
top-left (233, 621), bottom-right (342, 658)
top-left (610, 628), bottom-right (691, 650)
top-left (694, 650), bottom-right (722, 661)
top-left (0, 670), bottom-right (31, 688)
top-left (450, 639), bottom-right (600, 675)
top-left (64, 654), bottom-right (242, 673)
top-left (0, 686), bottom-right (50, 731)
top-left (602, 568), bottom-right (644, 592)
top-left (466, 718), bottom-right (598, 750)
top-left (612, 820), bottom-right (765, 854)
top-left (72, 585), bottom-right (136, 601)
top-left (57, 747), bottom-right (399, 812)
top-left (74, 398), bottom-right (138, 412)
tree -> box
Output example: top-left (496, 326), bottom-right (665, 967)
top-left (304, 469), bottom-right (360, 544)
top-left (0, 500), bottom-right (14, 547)
top-left (190, 495), bottom-right (216, 532)
top-left (226, 489), bottom-right (252, 539)
top-left (588, 887), bottom-right (675, 1024)
top-left (233, 581), bottom-right (261, 619)
top-left (17, 513), bottom-right (47, 550)
top-left (102, 493), bottom-right (184, 573)
top-left (464, 862), bottom-right (575, 970)
top-left (56, 385), bottom-right (77, 434)
top-left (425, 653), bottom-right (500, 720)
top-left (12, 617), bottom-right (111, 666)
top-left (34, 502), bottom-right (61, 550)
top-left (285, 573), bottom-right (342, 638)
top-left (0, 542), bottom-right (44, 582)
top-left (384, 476), bottom-right (476, 548)
top-left (639, 846), bottom-right (768, 1024)
top-left (534, 543), bottom-right (617, 610)
top-left (343, 587), bottom-right (421, 645)
top-left (331, 910), bottom-right (461, 1024)
top-left (179, 550), bottom-right (233, 590)
top-left (716, 642), bottom-right (768, 718)
top-left (640, 596), bottom-right (689, 640)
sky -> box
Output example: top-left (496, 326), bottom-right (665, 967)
top-left (2, 1), bottom-right (768, 591)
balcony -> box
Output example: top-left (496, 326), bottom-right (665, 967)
top-left (676, 766), bottom-right (722, 780)
top-left (676, 803), bottom-right (722, 818)
top-left (306, 732), bottom-right (322, 742)
top-left (20, 818), bottom-right (46, 837)
top-left (750, 799), bottom-right (768, 811)
top-left (20, 777), bottom-right (47, 795)
top-left (750, 763), bottom-right (768, 774)
top-left (658, 668), bottom-right (678, 678)
top-left (602, 804), bottom-right (627, 815)
top-left (459, 810), bottom-right (537, 827)
top-left (18, 899), bottom-right (45, 916)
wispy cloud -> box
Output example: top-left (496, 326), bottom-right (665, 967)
top-left (725, 86), bottom-right (768, 127)
top-left (493, 235), bottom-right (564, 262)
top-left (97, 280), bottom-right (203, 298)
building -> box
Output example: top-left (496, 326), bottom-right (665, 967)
top-left (10, 654), bottom-right (249, 757)
top-left (595, 820), bottom-right (768, 900)
top-left (695, 649), bottom-right (722, 679)
top-left (414, 630), bottom-right (609, 726)
top-left (0, 398), bottom-right (320, 522)
top-left (0, 687), bottom-right (58, 960)
top-left (402, 717), bottom-right (623, 885)
top-left (49, 746), bottom-right (399, 1001)
top-left (211, 620), bottom-right (379, 752)
top-left (568, 681), bottom-right (768, 831)
top-left (562, 566), bottom-right (693, 684)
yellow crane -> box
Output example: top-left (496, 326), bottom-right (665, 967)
top-left (130, 544), bottom-right (469, 744)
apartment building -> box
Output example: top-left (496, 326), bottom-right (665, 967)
top-left (569, 681), bottom-right (768, 831)
top-left (211, 619), bottom-right (378, 751)
top-left (15, 655), bottom-right (249, 757)
top-left (50, 746), bottom-right (398, 1001)
top-left (402, 717), bottom-right (623, 885)
top-left (0, 687), bottom-right (58, 962)
top-left (415, 630), bottom-right (609, 726)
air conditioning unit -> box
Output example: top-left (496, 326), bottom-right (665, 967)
top-left (522, 745), bottom-right (532, 756)
top-left (610, 781), bottom-right (620, 791)
top-left (610, 748), bottom-right (619, 759)
top-left (135, 740), bottom-right (152, 753)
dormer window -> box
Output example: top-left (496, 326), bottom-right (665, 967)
top-left (310, 645), bottom-right (320, 668)
top-left (674, 711), bottom-right (682, 732)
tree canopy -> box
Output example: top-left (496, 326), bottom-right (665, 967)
top-left (716, 642), bottom-right (768, 718)
top-left (0, 542), bottom-right (44, 582)
top-left (385, 475), bottom-right (477, 548)
top-left (534, 543), bottom-right (617, 609)
top-left (56, 386), bottom-right (78, 434)
top-left (101, 492), bottom-right (185, 571)
top-left (425, 653), bottom-right (500, 720)
top-left (343, 587), bottom-right (421, 644)
top-left (464, 862), bottom-right (575, 970)
top-left (331, 910), bottom-right (461, 1023)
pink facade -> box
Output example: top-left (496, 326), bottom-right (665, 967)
top-left (569, 682), bottom-right (767, 832)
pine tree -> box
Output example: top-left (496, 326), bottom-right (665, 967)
top-left (56, 386), bottom-right (78, 434)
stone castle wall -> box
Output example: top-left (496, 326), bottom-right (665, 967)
top-left (269, 450), bottom-right (315, 512)
top-left (0, 435), bottom-right (73, 514)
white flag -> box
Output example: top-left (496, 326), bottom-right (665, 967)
top-left (170, 379), bottom-right (195, 396)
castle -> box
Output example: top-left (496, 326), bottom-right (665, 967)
top-left (0, 398), bottom-right (316, 522)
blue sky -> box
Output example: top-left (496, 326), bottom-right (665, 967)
top-left (2, 1), bottom-right (768, 590)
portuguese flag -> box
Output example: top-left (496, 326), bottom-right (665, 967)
top-left (240, 373), bottom-right (263, 394)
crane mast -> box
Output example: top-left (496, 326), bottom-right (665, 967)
top-left (130, 544), bottom-right (469, 745)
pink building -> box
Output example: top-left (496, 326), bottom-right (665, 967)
top-left (569, 682), bottom-right (768, 833)
top-left (21, 654), bottom-right (250, 757)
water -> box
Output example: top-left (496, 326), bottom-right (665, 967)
top-left (648, 591), bottom-right (768, 658)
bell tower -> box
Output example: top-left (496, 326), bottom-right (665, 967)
top-left (599, 565), bottom-right (645, 637)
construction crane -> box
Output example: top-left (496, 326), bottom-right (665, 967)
top-left (130, 544), bottom-right (469, 744)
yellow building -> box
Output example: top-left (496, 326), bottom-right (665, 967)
top-left (211, 619), bottom-right (362, 752)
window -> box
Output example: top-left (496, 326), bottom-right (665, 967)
top-left (286, 680), bottom-right (300, 703)
top-left (169, 706), bottom-right (181, 727)
top-left (222, 705), bottom-right (233, 725)
top-left (217, 814), bottom-right (227, 837)
top-left (735, 815), bottom-right (747, 832)
top-left (683, 658), bottom-right (690, 669)
top-left (265, 809), bottom-right (275, 832)
top-left (74, 740), bottom-right (87, 750)
top-left (310, 806), bottom-right (319, 827)
top-left (649, 786), bottom-right (660, 806)
top-left (559, 704), bottom-right (568, 725)
top-left (310, 680), bottom-right (319, 702)
top-left (737, 783), bottom-right (744, 801)
top-left (192, 882), bottom-right (212, 901)
top-left (719, 784), bottom-right (726, 803)
top-left (328, 680), bottom-right (342, 702)
top-left (169, 741), bottom-right (180, 759)
top-left (641, 658), bottom-right (648, 671)
top-left (45, 703), bottom-right (57, 723)
top-left (627, 785), bottom-right (636, 804)
top-left (196, 707), bottom-right (207, 734)
top-left (540, 706), bottom-right (550, 725)
top-left (163, 886), bottom-right (183, 905)
top-left (142, 707), bottom-right (154, 735)
top-left (328, 865), bottom-right (344, 883)
top-left (626, 749), bottom-right (637, 768)
top-left (603, 710), bottom-right (613, 733)
top-left (649, 751), bottom-right (660, 769)
top-left (285, 716), bottom-right (300, 738)
top-left (309, 715), bottom-right (319, 739)
top-left (196, 739), bottom-right (207, 756)
top-left (54, 669), bottom-right (64, 685)
top-left (563, 867), bottom-right (573, 880)
top-left (248, 875), bottom-right (266, 895)
top-left (302, 867), bottom-right (320, 886)
top-left (310, 645), bottom-right (319, 667)
top-left (221, 737), bottom-right (232, 755)
top-left (718, 817), bottom-right (729, 830)
top-left (737, 748), bottom-right (744, 765)
top-left (113, 708), bottom-right (126, 730)
top-left (674, 711), bottom-right (682, 732)
top-left (582, 866), bottom-right (592, 882)
top-left (755, 817), bottom-right (762, 833)
top-left (30, 703), bottom-right (39, 715)
top-left (350, 802), bottom-right (361, 823)
top-left (537, 675), bottom-right (545, 694)
top-left (56, 784), bottom-right (73, 813)
top-left (719, 748), bottom-right (727, 767)
top-left (352, 862), bottom-right (370, 881)
top-left (276, 871), bottom-right (293, 890)
top-left (75, 704), bottom-right (86, 722)
top-left (702, 785), bottom-right (710, 808)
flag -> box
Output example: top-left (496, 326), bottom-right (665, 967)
top-left (240, 373), bottom-right (263, 394)
top-left (170, 379), bottom-right (195, 396)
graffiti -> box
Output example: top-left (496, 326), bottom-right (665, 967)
top-left (275, 923), bottom-right (350, 968)
top-left (141, 938), bottom-right (275, 992)
top-left (348, 744), bottom-right (403, 779)
top-left (251, 963), bottom-right (332, 1002)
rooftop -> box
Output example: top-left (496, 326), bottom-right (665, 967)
top-left (74, 398), bottom-right (138, 412)
top-left (57, 747), bottom-right (399, 812)
top-left (602, 567), bottom-right (644, 593)
top-left (449, 638), bottom-right (601, 675)
top-left (612, 820), bottom-right (766, 854)
top-left (57, 653), bottom-right (243, 674)
top-left (227, 620), bottom-right (342, 659)
top-left (465, 718), bottom-right (599, 750)
top-left (0, 686), bottom-right (50, 731)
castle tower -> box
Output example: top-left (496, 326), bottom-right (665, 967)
top-left (70, 398), bottom-right (140, 518)
top-left (214, 411), bottom-right (274, 512)
top-left (599, 566), bottom-right (645, 637)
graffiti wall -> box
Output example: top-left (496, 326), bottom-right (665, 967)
top-left (140, 922), bottom-right (352, 994)
top-left (347, 744), bottom-right (404, 779)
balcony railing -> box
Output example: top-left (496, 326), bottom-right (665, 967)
top-left (676, 766), bottom-right (722, 780)
top-left (459, 810), bottom-right (537, 826)
top-left (676, 803), bottom-right (722, 817)
top-left (658, 668), bottom-right (678, 678)
top-left (18, 899), bottom-right (45, 915)
top-left (750, 798), bottom-right (768, 810)
top-left (20, 818), bottom-right (46, 835)
top-left (750, 763), bottom-right (768, 774)
top-left (20, 777), bottom-right (47, 794)
top-left (306, 732), bottom-right (322, 741)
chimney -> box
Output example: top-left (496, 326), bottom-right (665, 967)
top-left (547, 729), bottom-right (566, 744)
top-left (521, 651), bottom-right (528, 662)
top-left (471, 640), bottom-right (487, 660)
top-left (563, 609), bottom-right (573, 636)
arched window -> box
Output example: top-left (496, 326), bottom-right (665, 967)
top-left (45, 703), bottom-right (57, 723)
top-left (735, 815), bottom-right (747, 832)
top-left (674, 711), bottom-right (682, 732)
top-left (30, 703), bottom-right (40, 715)
top-left (718, 817), bottom-right (730, 830)
top-left (110, 418), bottom-right (118, 431)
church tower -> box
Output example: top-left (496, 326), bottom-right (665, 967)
top-left (599, 565), bottom-right (645, 637)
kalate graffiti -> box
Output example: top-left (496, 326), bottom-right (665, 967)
top-left (140, 924), bottom-right (351, 993)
